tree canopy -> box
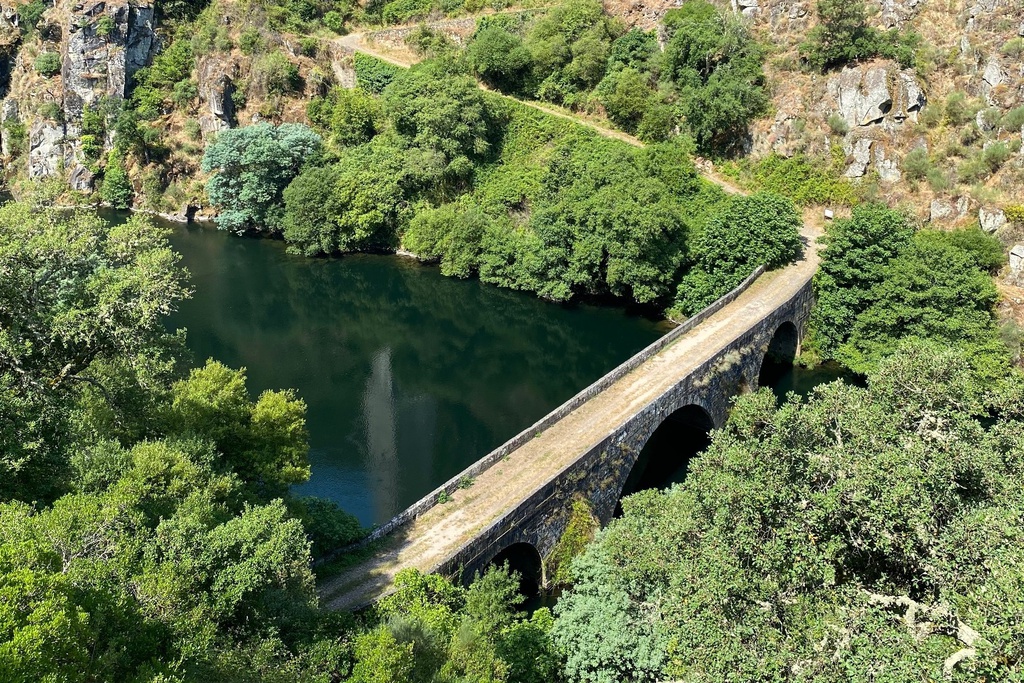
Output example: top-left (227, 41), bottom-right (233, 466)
top-left (810, 204), bottom-right (1007, 380)
top-left (0, 201), bottom-right (361, 681)
top-left (554, 342), bottom-right (1024, 682)
top-left (202, 122), bottom-right (323, 234)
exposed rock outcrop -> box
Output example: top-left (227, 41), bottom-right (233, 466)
top-left (827, 63), bottom-right (925, 129)
top-left (930, 196), bottom-right (972, 223)
top-left (1010, 245), bottom-right (1024, 276)
top-left (63, 1), bottom-right (156, 120)
top-left (197, 56), bottom-right (238, 135)
top-left (0, 98), bottom-right (16, 156)
top-left (979, 206), bottom-right (1007, 233)
top-left (2, 0), bottom-right (157, 185)
top-left (28, 120), bottom-right (69, 178)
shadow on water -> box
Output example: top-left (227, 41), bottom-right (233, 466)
top-left (100, 212), bottom-right (667, 527)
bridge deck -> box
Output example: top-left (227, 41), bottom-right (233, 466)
top-left (319, 225), bottom-right (822, 611)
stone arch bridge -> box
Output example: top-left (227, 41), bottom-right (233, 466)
top-left (319, 230), bottom-right (820, 610)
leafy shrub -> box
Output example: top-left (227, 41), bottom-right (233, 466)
top-left (381, 0), bottom-right (433, 24)
top-left (1005, 204), bottom-right (1024, 224)
top-left (827, 113), bottom-right (849, 135)
top-left (662, 1), bottom-right (768, 152)
top-left (799, 0), bottom-right (917, 70)
top-left (323, 10), bottom-right (345, 32)
top-left (925, 167), bottom-right (949, 192)
top-left (239, 27), bottom-right (264, 55)
top-left (95, 16), bottom-right (115, 37)
top-left (288, 496), bottom-right (364, 560)
top-left (1002, 105), bottom-right (1024, 131)
top-left (171, 79), bottom-right (198, 107)
top-left (39, 101), bottom-right (62, 121)
top-left (467, 26), bottom-right (532, 92)
top-left (596, 67), bottom-right (652, 132)
top-left (17, 0), bottom-right (46, 34)
top-left (298, 37), bottom-right (318, 57)
top-left (250, 52), bottom-right (302, 96)
top-left (741, 152), bottom-right (856, 206)
top-left (327, 87), bottom-right (381, 147)
top-left (353, 52), bottom-right (401, 94)
top-left (636, 102), bottom-right (676, 142)
top-left (283, 141), bottom-right (405, 255)
top-left (2, 118), bottom-right (27, 156)
top-left (184, 118), bottom-right (202, 140)
top-left (673, 192), bottom-right (802, 316)
top-left (1001, 37), bottom-right (1024, 57)
top-left (404, 201), bottom-right (490, 277)
top-left (130, 37), bottom-right (194, 120)
top-left (33, 52), bottom-right (61, 77)
top-left (982, 141), bottom-right (1010, 173)
top-left (902, 147), bottom-right (930, 181)
top-left (944, 92), bottom-right (978, 126)
top-left (101, 152), bottom-right (133, 209)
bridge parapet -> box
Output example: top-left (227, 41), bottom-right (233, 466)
top-left (318, 266), bottom-right (768, 568)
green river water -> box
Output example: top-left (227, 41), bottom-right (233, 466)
top-left (160, 220), bottom-right (668, 525)
top-left (141, 216), bottom-right (844, 527)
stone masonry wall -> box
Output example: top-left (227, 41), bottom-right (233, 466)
top-left (439, 277), bottom-right (815, 586)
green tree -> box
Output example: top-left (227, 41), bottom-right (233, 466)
top-left (202, 122), bottom-right (323, 233)
top-left (673, 191), bottom-right (802, 316)
top-left (596, 67), bottom-right (652, 132)
top-left (166, 360), bottom-right (310, 499)
top-left (810, 204), bottom-right (915, 358)
top-left (382, 65), bottom-right (493, 179)
top-left (328, 87), bottom-right (382, 147)
top-left (661, 1), bottom-right (768, 152)
top-left (0, 204), bottom-right (188, 501)
top-left (468, 26), bottom-right (533, 92)
top-left (101, 152), bottom-right (134, 209)
top-left (282, 137), bottom-right (408, 256)
top-left (524, 0), bottom-right (622, 105)
top-left (554, 343), bottom-right (1024, 682)
top-left (403, 200), bottom-right (491, 278)
top-left (840, 234), bottom-right (1007, 379)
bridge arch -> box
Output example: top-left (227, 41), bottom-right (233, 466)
top-left (615, 403), bottom-right (714, 515)
top-left (758, 321), bottom-right (799, 389)
top-left (478, 542), bottom-right (544, 598)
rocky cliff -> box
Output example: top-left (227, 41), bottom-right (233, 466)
top-left (0, 0), bottom-right (157, 189)
top-left (605, 0), bottom-right (1024, 235)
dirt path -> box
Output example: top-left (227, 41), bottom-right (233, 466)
top-left (319, 222), bottom-right (822, 611)
top-left (334, 31), bottom-right (746, 187)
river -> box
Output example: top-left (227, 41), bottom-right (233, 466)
top-left (158, 220), bottom-right (668, 526)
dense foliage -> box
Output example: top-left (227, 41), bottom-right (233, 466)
top-left (202, 122), bottom-right (323, 233)
top-left (345, 568), bottom-right (561, 683)
top-left (461, 0), bottom-right (768, 153)
top-left (236, 58), bottom-right (799, 314)
top-left (672, 192), bottom-right (802, 316)
top-left (0, 202), bottom-right (363, 681)
top-left (799, 0), bottom-right (918, 71)
top-left (554, 342), bottom-right (1024, 682)
top-left (810, 204), bottom-right (1008, 380)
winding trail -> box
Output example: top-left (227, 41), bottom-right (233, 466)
top-left (319, 23), bottom-right (825, 611)
top-left (336, 29), bottom-right (756, 196)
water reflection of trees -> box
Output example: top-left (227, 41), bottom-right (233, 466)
top-left (166, 223), bottom-right (662, 520)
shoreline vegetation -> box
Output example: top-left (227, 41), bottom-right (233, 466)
top-left (3, 0), bottom-right (1024, 678)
